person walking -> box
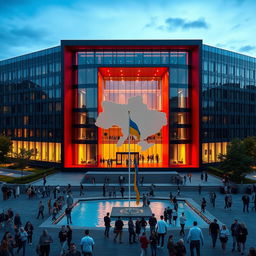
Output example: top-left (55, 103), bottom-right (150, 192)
top-left (58, 225), bottom-right (68, 256)
top-left (200, 173), bottom-right (204, 182)
top-left (156, 215), bottom-right (168, 248)
top-left (139, 232), bottom-right (149, 256)
top-left (201, 198), bottom-right (206, 213)
top-left (148, 213), bottom-right (157, 233)
top-left (172, 209), bottom-right (178, 226)
top-left (231, 219), bottom-right (240, 252)
top-left (187, 221), bottom-right (204, 256)
top-left (237, 223), bottom-right (248, 255)
top-left (167, 234), bottom-right (176, 256)
top-left (219, 224), bottom-right (229, 254)
top-left (80, 230), bottom-right (94, 256)
top-left (17, 227), bottom-right (28, 256)
top-left (205, 173), bottom-right (208, 182)
top-left (24, 221), bottom-right (34, 246)
top-left (114, 217), bottom-right (124, 243)
top-left (103, 212), bottom-right (111, 238)
top-left (14, 213), bottom-right (22, 229)
top-left (149, 230), bottom-right (158, 256)
top-left (38, 229), bottom-right (53, 256)
top-left (65, 206), bottom-right (72, 225)
top-left (37, 201), bottom-right (44, 219)
top-left (209, 219), bottom-right (220, 248)
top-left (167, 207), bottom-right (173, 225)
top-left (128, 218), bottom-right (136, 244)
top-left (242, 195), bottom-right (250, 213)
top-left (179, 212), bottom-right (187, 236)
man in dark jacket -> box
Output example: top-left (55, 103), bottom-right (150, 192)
top-left (242, 195), bottom-right (250, 213)
top-left (104, 212), bottom-right (111, 238)
top-left (128, 218), bottom-right (136, 244)
top-left (114, 217), bottom-right (124, 243)
top-left (231, 219), bottom-right (239, 252)
top-left (209, 219), bottom-right (220, 248)
top-left (148, 213), bottom-right (157, 232)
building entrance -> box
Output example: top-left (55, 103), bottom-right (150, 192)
top-left (116, 152), bottom-right (139, 165)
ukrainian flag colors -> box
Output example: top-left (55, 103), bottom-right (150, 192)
top-left (129, 118), bottom-right (141, 140)
top-left (134, 160), bottom-right (140, 205)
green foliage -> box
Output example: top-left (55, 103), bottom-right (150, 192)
top-left (14, 148), bottom-right (36, 170)
top-left (0, 136), bottom-right (12, 163)
top-left (243, 136), bottom-right (256, 164)
top-left (0, 167), bottom-right (56, 184)
top-left (218, 138), bottom-right (254, 180)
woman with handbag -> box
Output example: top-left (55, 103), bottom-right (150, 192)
top-left (219, 224), bottom-right (229, 254)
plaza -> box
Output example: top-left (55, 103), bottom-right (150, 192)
top-left (1, 172), bottom-right (255, 255)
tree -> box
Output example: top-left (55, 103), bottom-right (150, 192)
top-left (14, 148), bottom-right (36, 170)
top-left (218, 138), bottom-right (254, 181)
top-left (243, 136), bottom-right (256, 165)
top-left (0, 135), bottom-right (12, 163)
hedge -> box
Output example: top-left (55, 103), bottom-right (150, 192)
top-left (0, 167), bottom-right (57, 184)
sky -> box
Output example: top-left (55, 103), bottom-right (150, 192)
top-left (0, 0), bottom-right (256, 60)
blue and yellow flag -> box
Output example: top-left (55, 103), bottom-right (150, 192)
top-left (134, 160), bottom-right (140, 205)
top-left (129, 117), bottom-right (141, 140)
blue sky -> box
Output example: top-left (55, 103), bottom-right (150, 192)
top-left (0, 0), bottom-right (255, 60)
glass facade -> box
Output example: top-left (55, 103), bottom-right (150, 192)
top-left (202, 45), bottom-right (256, 163)
top-left (0, 46), bottom-right (62, 166)
top-left (2, 40), bottom-right (255, 169)
top-left (68, 49), bottom-right (195, 167)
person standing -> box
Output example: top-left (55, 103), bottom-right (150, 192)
top-left (237, 223), bottom-right (248, 255)
top-left (80, 183), bottom-right (84, 196)
top-left (179, 212), bottom-right (187, 236)
top-left (66, 243), bottom-right (81, 256)
top-left (224, 195), bottom-right (229, 210)
top-left (67, 225), bottom-right (73, 249)
top-left (209, 219), bottom-right (220, 248)
top-left (198, 184), bottom-right (202, 195)
top-left (200, 173), bottom-right (204, 182)
top-left (175, 239), bottom-right (187, 256)
top-left (17, 227), bottom-right (28, 256)
top-left (14, 213), bottom-right (22, 230)
top-left (139, 232), bottom-right (149, 256)
top-left (114, 217), bottom-right (124, 243)
top-left (148, 213), bottom-right (157, 232)
top-left (102, 184), bottom-right (106, 197)
top-left (37, 201), bottom-right (44, 219)
top-left (24, 221), bottom-right (34, 245)
top-left (231, 219), bottom-right (240, 252)
top-left (65, 206), bottom-right (72, 225)
top-left (242, 194), bottom-right (250, 213)
top-left (167, 234), bottom-right (176, 256)
top-left (140, 217), bottom-right (147, 233)
top-left (43, 175), bottom-right (47, 186)
top-left (135, 219), bottom-right (141, 240)
top-left (80, 230), bottom-right (94, 256)
top-left (128, 218), bottom-right (136, 244)
top-left (38, 230), bottom-right (53, 256)
top-left (187, 221), bottom-right (204, 256)
top-left (172, 209), bottom-right (178, 226)
top-left (205, 173), bottom-right (208, 182)
top-left (47, 199), bottom-right (52, 216)
top-left (156, 215), bottom-right (168, 248)
top-left (219, 224), bottom-right (229, 254)
top-left (104, 213), bottom-right (111, 238)
top-left (211, 192), bottom-right (216, 207)
top-left (149, 230), bottom-right (158, 256)
top-left (120, 187), bottom-right (124, 198)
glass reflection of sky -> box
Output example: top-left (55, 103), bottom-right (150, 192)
top-left (58, 200), bottom-right (208, 228)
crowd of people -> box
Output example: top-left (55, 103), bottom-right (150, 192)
top-left (1, 175), bottom-right (256, 256)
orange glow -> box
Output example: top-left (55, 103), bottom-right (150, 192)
top-left (97, 67), bottom-right (169, 167)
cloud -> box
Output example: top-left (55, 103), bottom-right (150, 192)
top-left (165, 17), bottom-right (209, 31)
top-left (239, 45), bottom-right (256, 52)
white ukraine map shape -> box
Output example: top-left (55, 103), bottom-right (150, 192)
top-left (95, 96), bottom-right (167, 151)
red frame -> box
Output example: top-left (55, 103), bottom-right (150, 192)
top-left (63, 44), bottom-right (200, 169)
